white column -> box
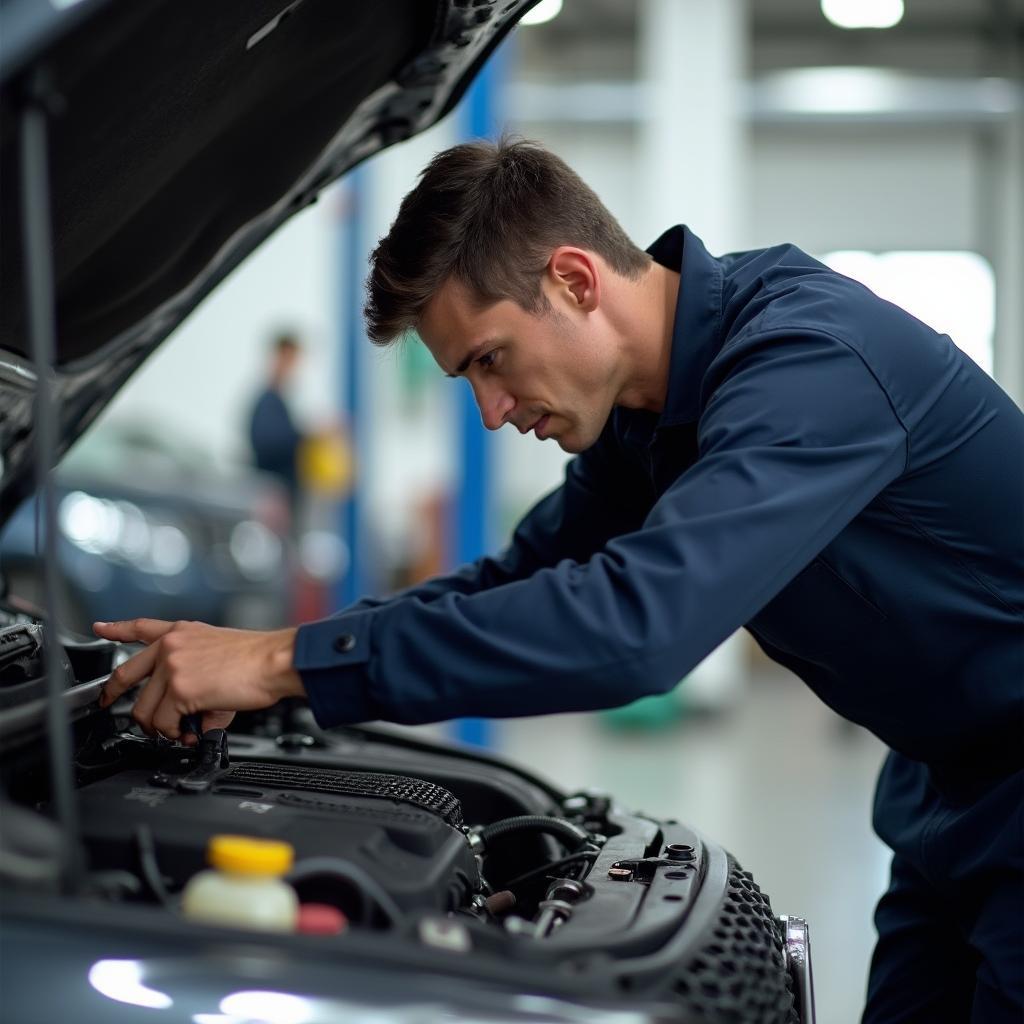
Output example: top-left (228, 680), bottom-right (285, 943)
top-left (992, 106), bottom-right (1023, 407)
top-left (637, 0), bottom-right (750, 254)
top-left (639, 0), bottom-right (751, 705)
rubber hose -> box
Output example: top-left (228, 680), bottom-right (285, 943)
top-left (287, 857), bottom-right (404, 927)
top-left (478, 815), bottom-right (591, 852)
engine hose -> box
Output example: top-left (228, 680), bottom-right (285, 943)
top-left (477, 815), bottom-right (591, 853)
top-left (286, 857), bottom-right (404, 927)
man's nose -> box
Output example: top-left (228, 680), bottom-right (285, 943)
top-left (473, 380), bottom-right (515, 431)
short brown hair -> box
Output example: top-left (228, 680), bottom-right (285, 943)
top-left (365, 138), bottom-right (650, 345)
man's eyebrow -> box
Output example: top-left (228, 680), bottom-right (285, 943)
top-left (445, 341), bottom-right (489, 378)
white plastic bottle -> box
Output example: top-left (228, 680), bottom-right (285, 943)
top-left (181, 835), bottom-right (298, 932)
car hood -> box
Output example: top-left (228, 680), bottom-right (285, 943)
top-left (0, 0), bottom-right (534, 520)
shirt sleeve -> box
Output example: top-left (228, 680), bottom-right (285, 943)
top-left (295, 329), bottom-right (908, 728)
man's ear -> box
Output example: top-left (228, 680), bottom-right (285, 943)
top-left (547, 247), bottom-right (599, 313)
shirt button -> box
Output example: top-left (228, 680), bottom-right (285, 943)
top-left (333, 633), bottom-right (356, 654)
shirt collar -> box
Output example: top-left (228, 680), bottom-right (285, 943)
top-left (645, 225), bottom-right (724, 429)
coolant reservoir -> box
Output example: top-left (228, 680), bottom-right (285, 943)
top-left (181, 835), bottom-right (298, 932)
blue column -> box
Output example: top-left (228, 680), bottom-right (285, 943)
top-left (450, 45), bottom-right (510, 749)
top-left (335, 170), bottom-right (368, 609)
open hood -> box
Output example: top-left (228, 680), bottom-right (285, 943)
top-left (0, 0), bottom-right (536, 519)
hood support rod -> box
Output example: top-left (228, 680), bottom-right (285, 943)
top-left (18, 64), bottom-right (84, 895)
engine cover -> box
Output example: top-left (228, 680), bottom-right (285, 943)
top-left (76, 756), bottom-right (479, 916)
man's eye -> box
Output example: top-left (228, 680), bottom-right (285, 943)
top-left (477, 351), bottom-right (497, 370)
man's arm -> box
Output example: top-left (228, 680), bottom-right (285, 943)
top-left (293, 329), bottom-right (907, 726)
top-left (95, 419), bottom-right (649, 738)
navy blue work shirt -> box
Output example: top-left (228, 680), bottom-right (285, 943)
top-left (294, 226), bottom-right (1024, 767)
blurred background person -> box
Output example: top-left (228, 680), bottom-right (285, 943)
top-left (248, 331), bottom-right (306, 513)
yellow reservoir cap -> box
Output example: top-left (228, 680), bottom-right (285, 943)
top-left (207, 835), bottom-right (294, 876)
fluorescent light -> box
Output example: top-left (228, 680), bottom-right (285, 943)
top-left (520, 0), bottom-right (563, 27)
top-left (821, 0), bottom-right (904, 30)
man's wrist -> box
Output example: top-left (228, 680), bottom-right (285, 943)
top-left (267, 627), bottom-right (305, 700)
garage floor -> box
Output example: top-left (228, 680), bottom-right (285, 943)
top-left (396, 663), bottom-right (890, 1022)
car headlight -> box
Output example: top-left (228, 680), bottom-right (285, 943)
top-left (59, 491), bottom-right (191, 577)
top-left (229, 519), bottom-right (282, 581)
top-left (59, 491), bottom-right (125, 555)
top-left (146, 524), bottom-right (192, 577)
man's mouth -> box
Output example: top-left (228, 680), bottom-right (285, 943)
top-left (532, 414), bottom-right (551, 440)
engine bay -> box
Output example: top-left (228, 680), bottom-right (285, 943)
top-left (0, 612), bottom-right (806, 1022)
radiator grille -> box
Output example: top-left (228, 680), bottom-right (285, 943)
top-left (671, 860), bottom-right (798, 1022)
top-left (220, 762), bottom-right (463, 828)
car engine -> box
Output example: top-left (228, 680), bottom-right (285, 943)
top-left (0, 613), bottom-right (811, 1023)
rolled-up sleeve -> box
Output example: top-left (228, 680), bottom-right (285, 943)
top-left (297, 328), bottom-right (907, 728)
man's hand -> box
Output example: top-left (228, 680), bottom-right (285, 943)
top-left (94, 619), bottom-right (305, 744)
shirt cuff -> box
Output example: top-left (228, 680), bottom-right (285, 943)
top-left (293, 609), bottom-right (378, 727)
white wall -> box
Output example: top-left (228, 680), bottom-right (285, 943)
top-left (749, 125), bottom-right (982, 253)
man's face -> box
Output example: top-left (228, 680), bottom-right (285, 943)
top-left (417, 275), bottom-right (617, 454)
top-left (274, 344), bottom-right (300, 383)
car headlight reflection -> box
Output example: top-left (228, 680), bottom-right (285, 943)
top-left (88, 959), bottom-right (172, 1010)
top-left (59, 491), bottom-right (191, 577)
top-left (219, 991), bottom-right (314, 1024)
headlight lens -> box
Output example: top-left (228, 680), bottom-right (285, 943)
top-left (59, 491), bottom-right (191, 577)
top-left (229, 519), bottom-right (282, 580)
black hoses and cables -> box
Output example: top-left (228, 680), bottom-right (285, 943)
top-left (18, 65), bottom-right (84, 896)
top-left (286, 857), bottom-right (404, 928)
top-left (502, 850), bottom-right (598, 891)
top-left (475, 815), bottom-right (591, 854)
top-left (134, 825), bottom-right (171, 907)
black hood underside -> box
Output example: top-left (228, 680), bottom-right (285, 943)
top-left (0, 0), bottom-right (536, 518)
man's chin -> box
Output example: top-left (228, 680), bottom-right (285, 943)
top-left (555, 429), bottom-right (593, 455)
top-left (534, 417), bottom-right (600, 454)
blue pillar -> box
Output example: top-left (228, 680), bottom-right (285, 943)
top-left (450, 45), bottom-right (510, 749)
top-left (336, 170), bottom-right (368, 609)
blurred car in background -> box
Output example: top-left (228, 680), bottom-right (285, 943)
top-left (0, 421), bottom-right (292, 633)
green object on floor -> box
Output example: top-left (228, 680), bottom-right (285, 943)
top-left (601, 685), bottom-right (688, 730)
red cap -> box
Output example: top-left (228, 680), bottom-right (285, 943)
top-left (296, 903), bottom-right (348, 935)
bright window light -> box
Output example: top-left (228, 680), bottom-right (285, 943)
top-left (821, 0), bottom-right (904, 30)
top-left (823, 251), bottom-right (995, 375)
top-left (520, 0), bottom-right (563, 27)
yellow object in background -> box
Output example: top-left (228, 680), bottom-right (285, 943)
top-left (299, 428), bottom-right (353, 497)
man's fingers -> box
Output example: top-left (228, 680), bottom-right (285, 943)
top-left (93, 618), bottom-right (175, 645)
top-left (130, 666), bottom-right (168, 737)
top-left (202, 710), bottom-right (235, 733)
top-left (151, 692), bottom-right (186, 742)
top-left (100, 642), bottom-right (161, 706)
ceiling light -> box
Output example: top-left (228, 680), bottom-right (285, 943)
top-left (520, 0), bottom-right (563, 28)
top-left (821, 0), bottom-right (904, 30)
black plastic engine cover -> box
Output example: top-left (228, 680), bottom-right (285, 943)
top-left (76, 759), bottom-right (479, 915)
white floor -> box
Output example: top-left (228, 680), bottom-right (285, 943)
top-left (400, 666), bottom-right (892, 1023)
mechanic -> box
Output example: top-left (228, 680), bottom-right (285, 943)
top-left (96, 139), bottom-right (1023, 1021)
